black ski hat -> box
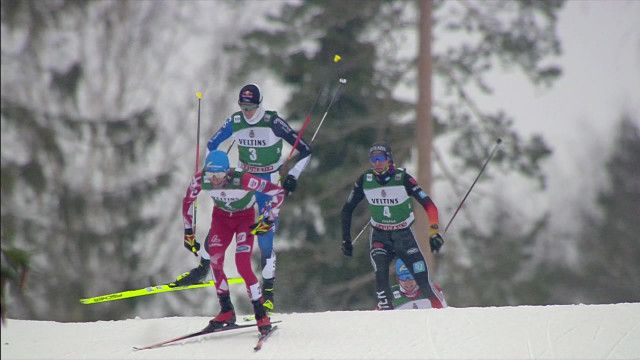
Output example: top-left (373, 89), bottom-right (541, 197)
top-left (369, 142), bottom-right (394, 162)
top-left (238, 84), bottom-right (262, 105)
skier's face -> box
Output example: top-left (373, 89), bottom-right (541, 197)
top-left (399, 278), bottom-right (418, 294)
top-left (205, 171), bottom-right (228, 188)
top-left (239, 102), bottom-right (258, 118)
top-left (369, 152), bottom-right (389, 174)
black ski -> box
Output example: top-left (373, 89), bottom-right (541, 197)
top-left (253, 325), bottom-right (278, 351)
top-left (134, 321), bottom-right (280, 351)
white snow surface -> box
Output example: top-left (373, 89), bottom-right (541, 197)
top-left (2, 303), bottom-right (639, 360)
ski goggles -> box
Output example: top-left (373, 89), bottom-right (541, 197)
top-left (239, 102), bottom-right (259, 112)
top-left (369, 153), bottom-right (388, 163)
top-left (204, 171), bottom-right (227, 183)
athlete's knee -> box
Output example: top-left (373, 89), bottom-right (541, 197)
top-left (208, 251), bottom-right (225, 271)
top-left (370, 246), bottom-right (388, 264)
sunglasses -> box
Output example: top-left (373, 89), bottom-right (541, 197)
top-left (239, 102), bottom-right (259, 112)
top-left (369, 154), bottom-right (388, 163)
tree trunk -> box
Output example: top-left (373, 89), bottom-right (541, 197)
top-left (415, 0), bottom-right (435, 269)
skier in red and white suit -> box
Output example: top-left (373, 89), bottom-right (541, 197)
top-left (182, 150), bottom-right (284, 335)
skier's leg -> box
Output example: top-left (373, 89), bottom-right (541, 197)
top-left (394, 227), bottom-right (444, 308)
top-left (235, 210), bottom-right (271, 334)
top-left (254, 172), bottom-right (279, 311)
top-left (232, 213), bottom-right (260, 300)
top-left (369, 228), bottom-right (395, 310)
top-left (206, 210), bottom-right (237, 327)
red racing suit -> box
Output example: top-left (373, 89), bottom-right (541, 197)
top-left (182, 169), bottom-right (285, 301)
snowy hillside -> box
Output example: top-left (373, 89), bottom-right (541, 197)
top-left (2, 303), bottom-right (639, 360)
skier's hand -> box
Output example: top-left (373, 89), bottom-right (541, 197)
top-left (428, 224), bottom-right (444, 253)
top-left (282, 174), bottom-right (297, 194)
top-left (250, 217), bottom-right (274, 235)
top-left (183, 229), bottom-right (200, 256)
top-left (342, 240), bottom-right (353, 257)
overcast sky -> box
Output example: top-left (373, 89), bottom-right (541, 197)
top-left (484, 0), bottom-right (639, 149)
top-left (447, 1), bottom-right (640, 237)
top-left (512, 1), bottom-right (638, 132)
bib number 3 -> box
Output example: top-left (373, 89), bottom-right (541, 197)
top-left (248, 148), bottom-right (257, 161)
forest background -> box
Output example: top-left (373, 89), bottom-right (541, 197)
top-left (1, 0), bottom-right (638, 322)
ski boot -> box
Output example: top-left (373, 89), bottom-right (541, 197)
top-left (262, 278), bottom-right (275, 313)
top-left (169, 257), bottom-right (210, 287)
top-left (204, 294), bottom-right (236, 331)
top-left (252, 298), bottom-right (272, 335)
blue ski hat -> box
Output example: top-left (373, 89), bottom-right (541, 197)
top-left (396, 259), bottom-right (414, 281)
top-left (238, 84), bottom-right (262, 105)
top-left (204, 150), bottom-right (230, 173)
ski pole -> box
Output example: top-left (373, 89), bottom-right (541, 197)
top-left (285, 113), bottom-right (314, 163)
top-left (286, 77), bottom-right (348, 165)
top-left (310, 78), bottom-right (347, 143)
top-left (287, 54), bottom-right (347, 161)
top-left (351, 222), bottom-right (370, 246)
top-left (283, 77), bottom-right (326, 163)
top-left (310, 54), bottom-right (347, 143)
top-left (192, 91), bottom-right (203, 242)
top-left (443, 138), bottom-right (502, 234)
top-left (226, 139), bottom-right (235, 154)
top-left (280, 77), bottom-right (347, 183)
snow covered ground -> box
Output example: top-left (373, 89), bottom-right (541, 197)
top-left (2, 303), bottom-right (639, 360)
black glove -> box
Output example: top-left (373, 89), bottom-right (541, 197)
top-left (282, 174), bottom-right (297, 194)
top-left (429, 225), bottom-right (444, 253)
top-left (342, 240), bottom-right (353, 257)
top-left (183, 228), bottom-right (200, 256)
top-left (429, 234), bottom-right (444, 253)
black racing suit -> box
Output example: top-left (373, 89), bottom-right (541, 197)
top-left (341, 169), bottom-right (444, 310)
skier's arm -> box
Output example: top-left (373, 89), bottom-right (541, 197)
top-left (403, 173), bottom-right (439, 227)
top-left (182, 171), bottom-right (203, 231)
top-left (206, 117), bottom-right (233, 152)
top-left (271, 116), bottom-right (312, 179)
top-left (241, 172), bottom-right (286, 219)
top-left (403, 172), bottom-right (444, 252)
top-left (341, 174), bottom-right (366, 242)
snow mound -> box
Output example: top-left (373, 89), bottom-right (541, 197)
top-left (2, 303), bottom-right (639, 359)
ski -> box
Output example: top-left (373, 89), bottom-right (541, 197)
top-left (80, 278), bottom-right (245, 305)
top-left (253, 325), bottom-right (278, 352)
top-left (133, 320), bottom-right (282, 351)
top-left (134, 323), bottom-right (252, 351)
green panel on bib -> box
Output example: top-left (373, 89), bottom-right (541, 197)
top-left (231, 111), bottom-right (284, 172)
top-left (201, 170), bottom-right (255, 212)
top-left (362, 169), bottom-right (414, 229)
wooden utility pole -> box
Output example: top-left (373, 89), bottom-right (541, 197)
top-left (414, 0), bottom-right (435, 268)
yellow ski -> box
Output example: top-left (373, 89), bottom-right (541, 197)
top-left (80, 278), bottom-right (245, 305)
